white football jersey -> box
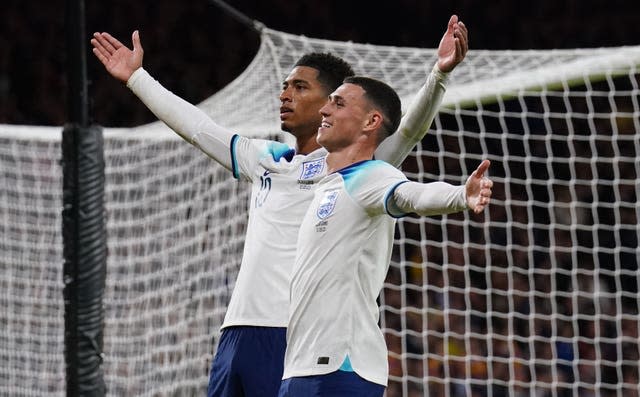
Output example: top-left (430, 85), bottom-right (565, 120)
top-left (222, 135), bottom-right (329, 328)
top-left (282, 160), bottom-right (409, 386)
top-left (126, 65), bottom-right (450, 333)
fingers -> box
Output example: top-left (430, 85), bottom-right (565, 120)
top-left (132, 30), bottom-right (143, 53)
top-left (90, 34), bottom-right (111, 64)
top-left (452, 20), bottom-right (468, 60)
top-left (91, 32), bottom-right (118, 56)
top-left (469, 159), bottom-right (492, 214)
top-left (101, 32), bottom-right (124, 53)
top-left (91, 46), bottom-right (108, 65)
top-left (454, 38), bottom-right (463, 62)
top-left (480, 179), bottom-right (493, 199)
top-left (455, 21), bottom-right (468, 42)
top-left (91, 33), bottom-right (107, 53)
top-left (447, 15), bottom-right (458, 32)
top-left (473, 181), bottom-right (493, 214)
top-left (477, 196), bottom-right (492, 213)
top-left (456, 22), bottom-right (468, 54)
top-left (473, 159), bottom-right (491, 178)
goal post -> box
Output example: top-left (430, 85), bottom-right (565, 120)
top-left (1, 26), bottom-right (639, 396)
top-left (63, 0), bottom-right (107, 394)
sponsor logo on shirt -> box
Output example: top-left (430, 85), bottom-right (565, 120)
top-left (315, 220), bottom-right (328, 233)
top-left (298, 181), bottom-right (313, 190)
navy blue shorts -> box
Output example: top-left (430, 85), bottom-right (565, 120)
top-left (207, 326), bottom-right (287, 397)
top-left (278, 370), bottom-right (385, 397)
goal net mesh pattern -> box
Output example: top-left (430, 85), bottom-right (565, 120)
top-left (1, 27), bottom-right (639, 396)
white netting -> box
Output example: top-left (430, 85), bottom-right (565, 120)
top-left (0, 125), bottom-right (250, 396)
top-left (1, 27), bottom-right (639, 396)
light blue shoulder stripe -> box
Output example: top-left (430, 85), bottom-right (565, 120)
top-left (231, 136), bottom-right (294, 179)
top-left (265, 141), bottom-right (295, 163)
top-left (338, 159), bottom-right (386, 195)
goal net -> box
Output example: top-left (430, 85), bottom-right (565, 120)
top-left (1, 26), bottom-right (639, 396)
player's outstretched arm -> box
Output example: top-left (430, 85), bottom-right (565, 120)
top-left (91, 30), bottom-right (235, 169)
top-left (389, 160), bottom-right (492, 217)
top-left (374, 15), bottom-right (469, 168)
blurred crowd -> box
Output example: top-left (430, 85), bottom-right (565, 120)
top-left (378, 82), bottom-right (639, 396)
top-left (1, 0), bottom-right (638, 127)
top-left (382, 242), bottom-right (639, 396)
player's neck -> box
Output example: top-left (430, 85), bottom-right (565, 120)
top-left (325, 145), bottom-right (375, 174)
top-left (295, 133), bottom-right (322, 155)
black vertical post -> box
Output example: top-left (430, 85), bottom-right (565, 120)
top-left (63, 0), bottom-right (107, 395)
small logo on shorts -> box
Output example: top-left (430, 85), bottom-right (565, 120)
top-left (317, 357), bottom-right (330, 365)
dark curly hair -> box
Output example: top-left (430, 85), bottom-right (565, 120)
top-left (294, 52), bottom-right (355, 94)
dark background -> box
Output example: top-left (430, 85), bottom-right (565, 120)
top-left (1, 0), bottom-right (638, 127)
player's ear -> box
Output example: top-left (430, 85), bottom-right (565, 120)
top-left (363, 111), bottom-right (383, 133)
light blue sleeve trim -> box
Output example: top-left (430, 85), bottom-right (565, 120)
top-left (338, 355), bottom-right (354, 372)
top-left (384, 180), bottom-right (411, 218)
top-left (230, 134), bottom-right (240, 179)
top-left (266, 141), bottom-right (295, 163)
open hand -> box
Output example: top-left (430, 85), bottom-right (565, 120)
top-left (465, 159), bottom-right (493, 214)
top-left (437, 15), bottom-right (469, 73)
top-left (90, 30), bottom-right (144, 83)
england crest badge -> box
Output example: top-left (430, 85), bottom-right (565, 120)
top-left (316, 190), bottom-right (339, 219)
top-left (300, 158), bottom-right (325, 180)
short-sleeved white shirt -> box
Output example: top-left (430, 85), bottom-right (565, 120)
top-left (282, 159), bottom-right (408, 386)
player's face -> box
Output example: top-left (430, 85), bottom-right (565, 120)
top-left (317, 83), bottom-right (370, 152)
top-left (279, 66), bottom-right (329, 138)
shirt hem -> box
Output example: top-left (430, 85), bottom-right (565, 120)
top-left (221, 319), bottom-right (288, 330)
top-left (282, 368), bottom-right (387, 387)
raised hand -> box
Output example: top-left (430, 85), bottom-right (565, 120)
top-left (465, 159), bottom-right (493, 214)
top-left (436, 15), bottom-right (469, 73)
top-left (90, 30), bottom-right (144, 83)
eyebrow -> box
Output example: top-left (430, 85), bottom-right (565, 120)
top-left (282, 78), bottom-right (310, 86)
